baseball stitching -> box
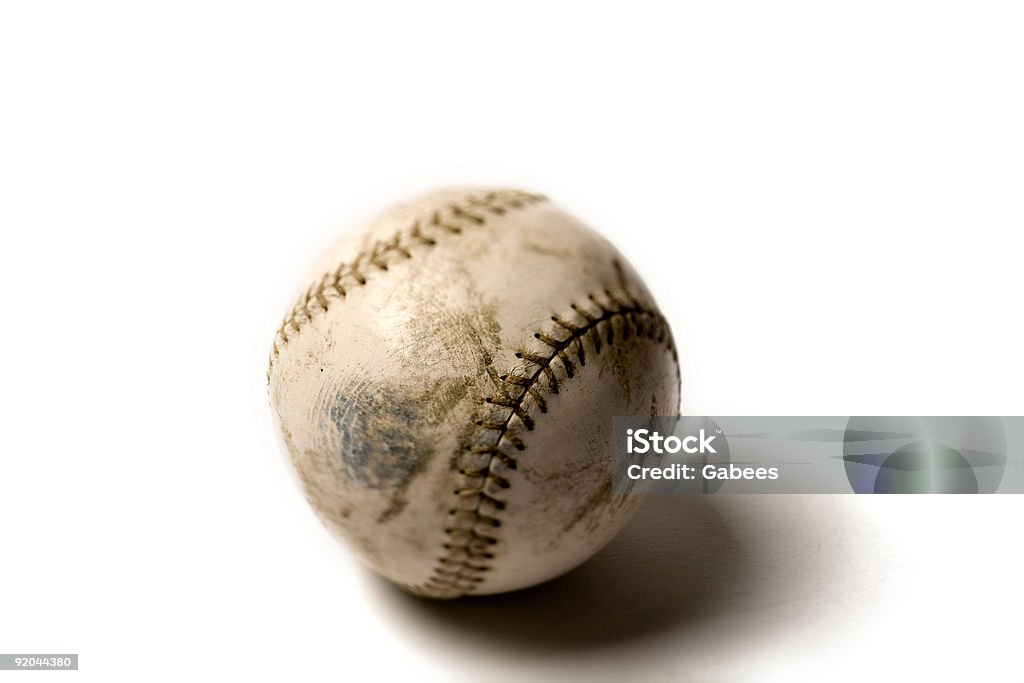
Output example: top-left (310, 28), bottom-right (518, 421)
top-left (267, 189), bottom-right (547, 379)
top-left (418, 267), bottom-right (678, 598)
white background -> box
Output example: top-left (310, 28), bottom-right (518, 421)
top-left (1, 2), bottom-right (1022, 681)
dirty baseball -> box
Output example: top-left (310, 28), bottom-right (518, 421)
top-left (268, 188), bottom-right (680, 598)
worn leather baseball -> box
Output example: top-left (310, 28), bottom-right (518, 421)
top-left (268, 188), bottom-right (680, 598)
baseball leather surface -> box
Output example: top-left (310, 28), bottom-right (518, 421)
top-left (268, 188), bottom-right (680, 598)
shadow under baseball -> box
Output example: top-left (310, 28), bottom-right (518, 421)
top-left (370, 494), bottom-right (826, 653)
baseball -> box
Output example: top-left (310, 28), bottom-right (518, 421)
top-left (268, 188), bottom-right (680, 598)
